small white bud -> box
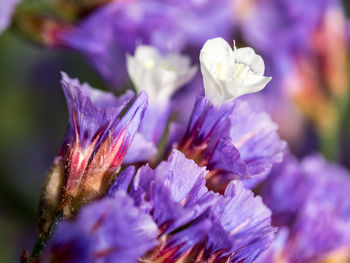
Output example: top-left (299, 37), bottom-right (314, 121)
top-left (127, 45), bottom-right (197, 103)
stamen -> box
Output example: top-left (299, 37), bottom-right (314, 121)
top-left (240, 65), bottom-right (250, 79)
top-left (216, 62), bottom-right (225, 80)
top-left (233, 63), bottom-right (244, 78)
top-left (144, 58), bottom-right (155, 69)
top-left (162, 60), bottom-right (170, 70)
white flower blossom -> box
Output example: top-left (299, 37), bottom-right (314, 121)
top-left (127, 45), bottom-right (197, 102)
top-left (200, 37), bottom-right (271, 105)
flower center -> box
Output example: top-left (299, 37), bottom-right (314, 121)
top-left (216, 62), bottom-right (225, 80)
top-left (233, 63), bottom-right (250, 79)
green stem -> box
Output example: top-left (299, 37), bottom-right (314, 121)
top-left (30, 214), bottom-right (61, 261)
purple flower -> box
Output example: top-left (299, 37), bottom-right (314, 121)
top-left (0, 0), bottom-right (21, 34)
top-left (57, 0), bottom-right (232, 87)
top-left (39, 72), bottom-right (148, 234)
top-left (259, 153), bottom-right (350, 262)
top-left (234, 0), bottom-right (337, 53)
top-left (44, 191), bottom-right (158, 263)
top-left (110, 149), bottom-right (275, 262)
top-left (177, 95), bottom-right (285, 192)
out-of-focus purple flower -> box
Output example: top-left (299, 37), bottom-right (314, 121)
top-left (44, 191), bottom-right (158, 263)
top-left (109, 149), bottom-right (275, 262)
top-left (39, 72), bottom-right (148, 234)
top-left (57, 0), bottom-right (232, 87)
top-left (233, 0), bottom-right (337, 53)
top-left (259, 153), bottom-right (350, 262)
top-left (259, 153), bottom-right (303, 226)
top-left (0, 0), bottom-right (21, 34)
top-left (232, 0), bottom-right (349, 141)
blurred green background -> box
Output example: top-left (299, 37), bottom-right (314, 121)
top-left (0, 30), bottom-right (109, 262)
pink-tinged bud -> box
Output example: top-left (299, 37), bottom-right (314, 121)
top-left (38, 73), bottom-right (148, 234)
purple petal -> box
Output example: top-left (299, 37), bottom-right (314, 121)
top-left (230, 99), bottom-right (286, 187)
top-left (45, 191), bottom-right (158, 263)
top-left (108, 166), bottom-right (135, 194)
top-left (206, 180), bottom-right (275, 262)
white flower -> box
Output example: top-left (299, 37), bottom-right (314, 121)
top-left (200, 37), bottom-right (271, 105)
top-left (126, 45), bottom-right (197, 103)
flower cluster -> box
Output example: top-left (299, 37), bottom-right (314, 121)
top-left (4, 6), bottom-right (347, 259)
top-left (27, 33), bottom-right (350, 263)
top-left (2, 1), bottom-right (350, 262)
top-left (30, 37), bottom-right (290, 263)
top-left (0, 0), bottom-right (350, 263)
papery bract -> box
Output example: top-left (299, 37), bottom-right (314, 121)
top-left (39, 73), bottom-right (148, 235)
top-left (110, 150), bottom-right (275, 262)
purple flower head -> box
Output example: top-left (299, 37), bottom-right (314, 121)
top-left (260, 153), bottom-right (350, 262)
top-left (44, 191), bottom-right (158, 263)
top-left (109, 150), bottom-right (275, 262)
top-left (177, 95), bottom-right (285, 193)
top-left (39, 73), bottom-right (148, 234)
top-left (60, 72), bottom-right (148, 213)
top-left (0, 0), bottom-right (21, 34)
top-left (57, 0), bottom-right (232, 87)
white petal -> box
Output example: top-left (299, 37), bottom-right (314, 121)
top-left (127, 45), bottom-right (196, 102)
top-left (199, 37), bottom-right (271, 105)
top-left (232, 47), bottom-right (265, 75)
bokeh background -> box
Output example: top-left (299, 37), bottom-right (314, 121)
top-left (0, 0), bottom-right (350, 262)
